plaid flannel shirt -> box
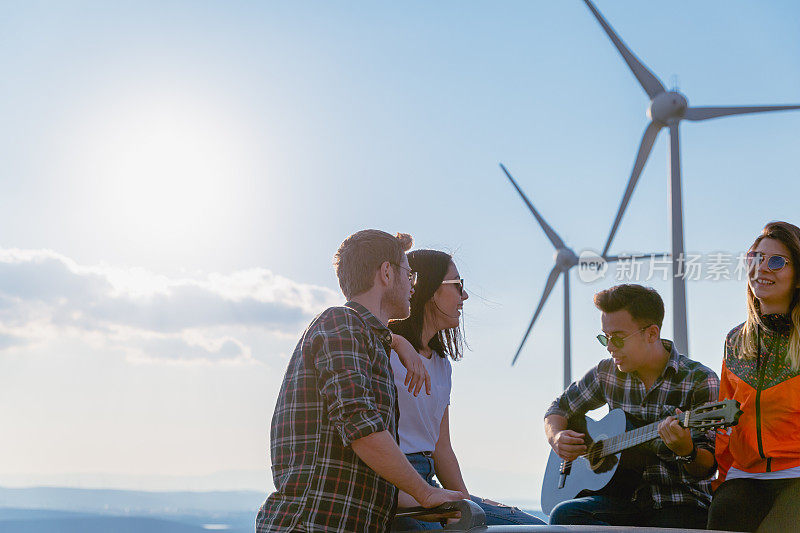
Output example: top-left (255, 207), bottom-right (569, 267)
top-left (256, 302), bottom-right (399, 532)
top-left (545, 339), bottom-right (720, 510)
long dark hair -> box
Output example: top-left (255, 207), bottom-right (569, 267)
top-left (739, 221), bottom-right (800, 370)
top-left (389, 249), bottom-right (464, 360)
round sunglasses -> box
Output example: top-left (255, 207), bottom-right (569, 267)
top-left (597, 326), bottom-right (650, 349)
top-left (746, 251), bottom-right (791, 272)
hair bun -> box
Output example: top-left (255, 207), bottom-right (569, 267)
top-left (395, 232), bottom-right (413, 252)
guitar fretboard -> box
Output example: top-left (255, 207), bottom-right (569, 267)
top-left (598, 419), bottom-right (663, 457)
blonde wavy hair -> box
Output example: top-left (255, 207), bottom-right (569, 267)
top-left (738, 221), bottom-right (800, 371)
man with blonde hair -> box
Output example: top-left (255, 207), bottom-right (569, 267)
top-left (257, 230), bottom-right (462, 532)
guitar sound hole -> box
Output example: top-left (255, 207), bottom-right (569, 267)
top-left (587, 442), bottom-right (618, 474)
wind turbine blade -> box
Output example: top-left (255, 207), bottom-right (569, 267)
top-left (582, 0), bottom-right (665, 98)
top-left (685, 105), bottom-right (800, 122)
top-left (511, 266), bottom-right (561, 366)
top-left (605, 252), bottom-right (670, 263)
top-left (601, 122), bottom-right (662, 257)
top-left (500, 163), bottom-right (565, 250)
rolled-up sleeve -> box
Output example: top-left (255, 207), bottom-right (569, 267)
top-left (314, 310), bottom-right (386, 446)
top-left (544, 363), bottom-right (607, 420)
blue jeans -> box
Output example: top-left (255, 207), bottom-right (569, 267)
top-left (549, 494), bottom-right (707, 528)
top-left (392, 453), bottom-right (544, 530)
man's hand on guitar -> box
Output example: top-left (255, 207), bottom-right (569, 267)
top-left (657, 408), bottom-right (694, 456)
top-left (550, 430), bottom-right (587, 461)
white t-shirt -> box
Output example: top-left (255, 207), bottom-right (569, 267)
top-left (390, 349), bottom-right (452, 454)
top-left (726, 465), bottom-right (800, 480)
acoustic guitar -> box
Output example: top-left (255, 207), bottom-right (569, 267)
top-left (541, 399), bottom-right (742, 514)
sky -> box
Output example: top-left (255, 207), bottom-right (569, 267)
top-left (1, 0), bottom-right (799, 507)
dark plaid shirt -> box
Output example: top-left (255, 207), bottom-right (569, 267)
top-left (256, 302), bottom-right (398, 532)
top-left (545, 340), bottom-right (720, 509)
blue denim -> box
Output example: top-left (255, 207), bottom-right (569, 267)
top-left (470, 495), bottom-right (544, 526)
top-left (549, 494), bottom-right (707, 528)
top-left (392, 453), bottom-right (544, 530)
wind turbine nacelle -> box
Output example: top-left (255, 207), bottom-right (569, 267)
top-left (648, 91), bottom-right (688, 125)
top-left (554, 248), bottom-right (579, 269)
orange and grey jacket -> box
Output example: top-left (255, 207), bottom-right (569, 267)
top-left (716, 314), bottom-right (800, 485)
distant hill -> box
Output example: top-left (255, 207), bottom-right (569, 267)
top-left (0, 514), bottom-right (209, 533)
top-left (0, 486), bottom-right (263, 532)
top-left (0, 486), bottom-right (263, 514)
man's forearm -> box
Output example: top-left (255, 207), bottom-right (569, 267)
top-left (683, 447), bottom-right (716, 478)
top-left (544, 414), bottom-right (568, 445)
top-left (350, 430), bottom-right (433, 501)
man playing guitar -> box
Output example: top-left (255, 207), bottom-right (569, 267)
top-left (544, 284), bottom-right (720, 528)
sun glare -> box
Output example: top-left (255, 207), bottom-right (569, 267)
top-left (74, 91), bottom-right (253, 250)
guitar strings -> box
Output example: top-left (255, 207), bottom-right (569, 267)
top-left (556, 403), bottom-right (735, 469)
top-left (563, 423), bottom-right (662, 466)
top-left (562, 419), bottom-right (726, 467)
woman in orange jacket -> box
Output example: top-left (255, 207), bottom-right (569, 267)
top-left (707, 221), bottom-right (800, 532)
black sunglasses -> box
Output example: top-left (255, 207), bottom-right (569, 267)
top-left (597, 326), bottom-right (650, 349)
top-left (441, 278), bottom-right (465, 296)
top-left (746, 251), bottom-right (791, 272)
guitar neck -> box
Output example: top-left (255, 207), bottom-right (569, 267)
top-left (599, 419), bottom-right (665, 457)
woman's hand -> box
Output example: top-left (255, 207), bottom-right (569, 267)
top-left (392, 334), bottom-right (431, 396)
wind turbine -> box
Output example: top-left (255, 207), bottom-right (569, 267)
top-left (501, 164), bottom-right (576, 389)
top-left (500, 164), bottom-right (665, 389)
top-left (582, 0), bottom-right (800, 354)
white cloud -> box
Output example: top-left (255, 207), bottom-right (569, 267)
top-left (0, 247), bottom-right (340, 362)
top-left (125, 333), bottom-right (251, 364)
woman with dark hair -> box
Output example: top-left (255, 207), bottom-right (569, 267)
top-left (389, 249), bottom-right (543, 529)
top-left (708, 221), bottom-right (800, 532)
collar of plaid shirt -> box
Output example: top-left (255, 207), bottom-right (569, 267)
top-left (344, 300), bottom-right (393, 347)
top-left (660, 339), bottom-right (680, 376)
